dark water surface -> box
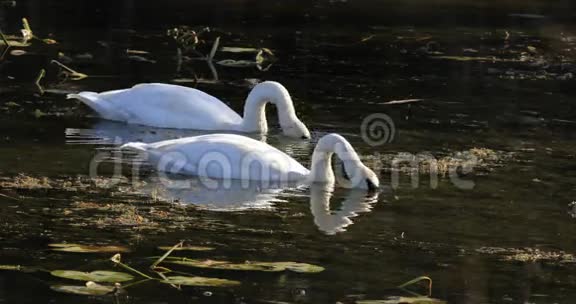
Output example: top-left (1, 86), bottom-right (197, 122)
top-left (1, 1), bottom-right (576, 303)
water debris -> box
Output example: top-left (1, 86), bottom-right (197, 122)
top-left (508, 13), bottom-right (547, 19)
top-left (0, 192), bottom-right (21, 201)
top-left (255, 48), bottom-right (274, 64)
top-left (208, 36), bottom-right (220, 62)
top-left (127, 55), bottom-right (156, 64)
top-left (430, 55), bottom-right (517, 62)
top-left (21, 18), bottom-right (33, 43)
top-left (0, 30), bottom-right (10, 59)
top-left (360, 35), bottom-right (375, 42)
top-left (9, 49), bottom-right (26, 56)
top-left (50, 60), bottom-right (88, 80)
top-left (568, 201), bottom-right (576, 218)
top-left (216, 59), bottom-right (258, 67)
top-left (50, 270), bottom-right (134, 283)
top-left (384, 147), bottom-right (507, 177)
top-left (476, 247), bottom-right (576, 264)
top-left (221, 47), bottom-right (274, 55)
top-left (126, 49), bottom-right (150, 55)
top-left (382, 99), bottom-right (425, 105)
top-left (51, 281), bottom-right (118, 296)
top-left (34, 68), bottom-right (45, 94)
top-left (216, 47), bottom-right (274, 70)
top-left (49, 243), bottom-right (130, 253)
top-left (33, 108), bottom-right (46, 118)
top-left (160, 276), bottom-right (241, 287)
top-left (220, 47), bottom-right (262, 53)
top-left (0, 174), bottom-right (52, 189)
top-left (164, 258), bottom-right (324, 273)
top-left (356, 296), bottom-right (445, 304)
top-left (157, 245), bottom-right (215, 252)
top-left (399, 276), bottom-right (433, 296)
top-left (167, 26), bottom-right (203, 52)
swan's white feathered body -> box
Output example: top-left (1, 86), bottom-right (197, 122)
top-left (122, 133), bottom-right (380, 189)
top-left (68, 82), bottom-right (310, 138)
top-left (70, 84), bottom-right (243, 129)
top-left (123, 134), bottom-right (309, 181)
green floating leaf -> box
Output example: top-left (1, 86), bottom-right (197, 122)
top-left (0, 265), bottom-right (21, 271)
top-left (220, 47), bottom-right (260, 53)
top-left (51, 270), bottom-right (134, 283)
top-left (357, 296), bottom-right (446, 304)
top-left (51, 281), bottom-right (116, 296)
top-left (157, 245), bottom-right (215, 252)
top-left (49, 243), bottom-right (130, 253)
top-left (161, 275), bottom-right (240, 287)
top-left (0, 40), bottom-right (31, 47)
top-left (165, 259), bottom-right (324, 273)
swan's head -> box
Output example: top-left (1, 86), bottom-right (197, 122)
top-left (311, 133), bottom-right (380, 190)
top-left (281, 118), bottom-right (311, 139)
top-left (336, 161), bottom-right (380, 190)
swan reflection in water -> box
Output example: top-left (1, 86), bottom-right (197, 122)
top-left (133, 174), bottom-right (379, 234)
top-left (65, 120), bottom-right (266, 145)
top-left (65, 121), bottom-right (311, 156)
top-left (309, 183), bottom-right (379, 235)
top-left (136, 175), bottom-right (296, 211)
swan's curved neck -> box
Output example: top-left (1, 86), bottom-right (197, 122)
top-left (308, 135), bottom-right (363, 184)
top-left (241, 82), bottom-right (298, 133)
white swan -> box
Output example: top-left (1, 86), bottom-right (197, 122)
top-left (121, 133), bottom-right (379, 190)
top-left (67, 81), bottom-right (310, 139)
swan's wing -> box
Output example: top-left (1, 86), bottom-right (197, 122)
top-left (76, 83), bottom-right (243, 129)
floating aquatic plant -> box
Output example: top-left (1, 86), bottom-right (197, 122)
top-left (50, 270), bottom-right (134, 283)
top-left (0, 265), bottom-right (22, 271)
top-left (157, 245), bottom-right (215, 252)
top-left (354, 276), bottom-right (443, 304)
top-left (51, 281), bottom-right (118, 296)
top-left (160, 275), bottom-right (240, 287)
top-left (49, 243), bottom-right (130, 253)
top-left (356, 296), bottom-right (445, 304)
top-left (163, 258), bottom-right (325, 273)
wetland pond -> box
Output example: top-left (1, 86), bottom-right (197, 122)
top-left (1, 0), bottom-right (576, 303)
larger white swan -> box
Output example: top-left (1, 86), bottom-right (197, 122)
top-left (121, 133), bottom-right (379, 190)
top-left (67, 81), bottom-right (310, 139)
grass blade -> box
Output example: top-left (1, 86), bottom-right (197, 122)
top-left (152, 241), bottom-right (183, 269)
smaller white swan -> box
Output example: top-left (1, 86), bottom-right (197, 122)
top-left (67, 81), bottom-right (310, 139)
top-left (121, 133), bottom-right (379, 189)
